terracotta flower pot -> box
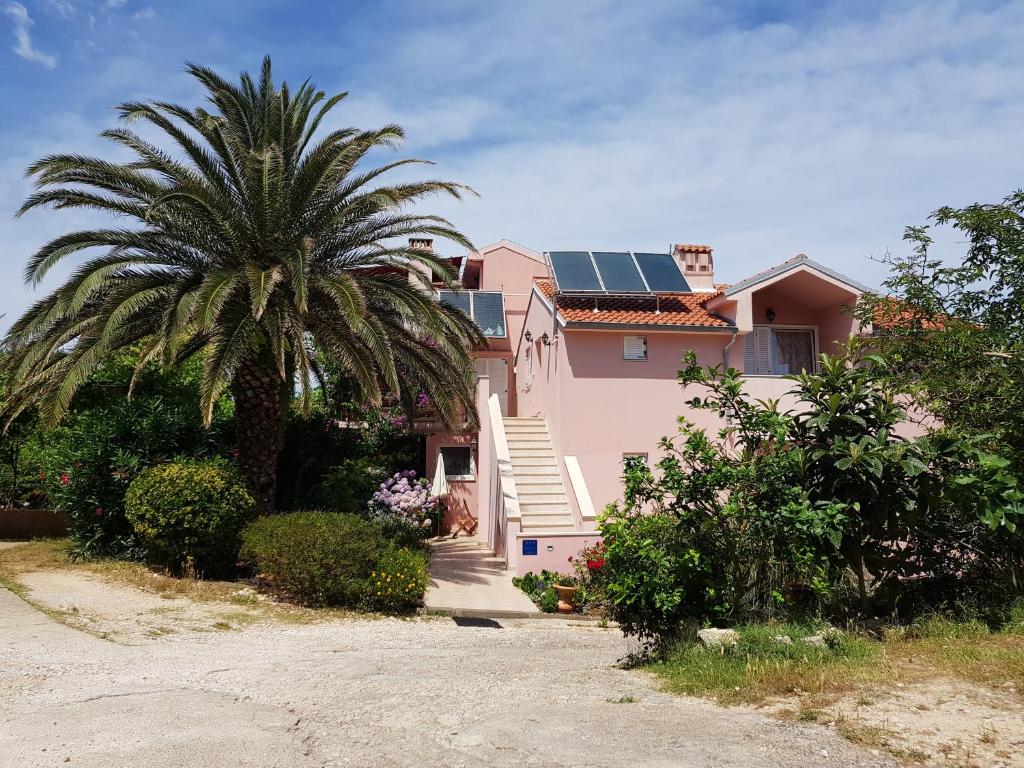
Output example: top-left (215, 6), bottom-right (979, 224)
top-left (553, 584), bottom-right (579, 614)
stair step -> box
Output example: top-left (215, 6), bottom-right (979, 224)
top-left (521, 521), bottom-right (576, 531)
top-left (520, 502), bottom-right (573, 513)
top-left (506, 436), bottom-right (551, 444)
top-left (507, 448), bottom-right (557, 460)
top-left (513, 477), bottom-right (562, 486)
top-left (516, 494), bottom-right (567, 505)
top-left (504, 417), bottom-right (546, 423)
top-left (520, 509), bottom-right (573, 519)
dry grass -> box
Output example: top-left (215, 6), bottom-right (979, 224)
top-left (648, 619), bottom-right (1024, 766)
top-left (0, 538), bottom-right (362, 625)
top-left (647, 618), bottom-right (1024, 708)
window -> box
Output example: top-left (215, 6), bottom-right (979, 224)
top-left (439, 446), bottom-right (474, 480)
top-left (623, 335), bottom-right (647, 361)
top-left (744, 326), bottom-right (817, 375)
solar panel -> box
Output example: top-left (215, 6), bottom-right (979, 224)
top-left (549, 251), bottom-right (602, 291)
top-left (471, 291), bottom-right (506, 338)
top-left (438, 290), bottom-right (505, 337)
top-left (634, 252), bottom-right (691, 292)
top-left (592, 252), bottom-right (647, 292)
top-left (438, 290), bottom-right (470, 316)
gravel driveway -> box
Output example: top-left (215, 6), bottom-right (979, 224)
top-left (0, 586), bottom-right (893, 768)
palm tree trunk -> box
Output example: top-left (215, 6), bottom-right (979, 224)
top-left (232, 360), bottom-right (287, 515)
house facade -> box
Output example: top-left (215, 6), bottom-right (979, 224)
top-left (418, 239), bottom-right (877, 575)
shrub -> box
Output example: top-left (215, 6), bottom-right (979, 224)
top-left (368, 470), bottom-right (440, 535)
top-left (275, 411), bottom-right (423, 512)
top-left (125, 459), bottom-right (254, 574)
top-left (363, 544), bottom-right (430, 612)
top-left (240, 511), bottom-right (425, 609)
top-left (40, 353), bottom-right (232, 559)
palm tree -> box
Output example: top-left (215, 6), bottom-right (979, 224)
top-left (1, 57), bottom-right (484, 512)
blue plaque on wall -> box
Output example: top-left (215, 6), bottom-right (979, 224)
top-left (522, 539), bottom-right (538, 556)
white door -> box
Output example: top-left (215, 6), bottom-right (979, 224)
top-left (475, 357), bottom-right (509, 415)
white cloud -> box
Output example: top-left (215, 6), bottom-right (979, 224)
top-left (1, 0), bottom-right (1022, 339)
top-left (42, 0), bottom-right (74, 18)
top-left (4, 1), bottom-right (57, 68)
top-left (104, 0), bottom-right (128, 8)
top-left (133, 6), bottom-right (155, 20)
top-left (338, 1), bottom-right (1024, 286)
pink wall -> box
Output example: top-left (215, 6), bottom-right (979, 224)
top-left (515, 290), bottom-right (736, 513)
top-left (514, 532), bottom-right (603, 577)
top-left (425, 431), bottom-right (477, 533)
top-left (475, 243), bottom-right (549, 357)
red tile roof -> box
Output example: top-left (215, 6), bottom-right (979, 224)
top-left (674, 244), bottom-right (714, 254)
top-left (535, 279), bottom-right (733, 329)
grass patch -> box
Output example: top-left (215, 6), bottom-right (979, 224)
top-left (607, 695), bottom-right (640, 704)
top-left (0, 537), bottom-right (363, 628)
top-left (646, 616), bottom-right (1024, 707)
top-left (648, 623), bottom-right (884, 706)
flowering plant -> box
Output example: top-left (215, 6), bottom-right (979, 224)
top-left (369, 470), bottom-right (440, 531)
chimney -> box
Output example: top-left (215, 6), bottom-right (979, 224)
top-left (673, 244), bottom-right (715, 291)
top-left (407, 238), bottom-right (435, 288)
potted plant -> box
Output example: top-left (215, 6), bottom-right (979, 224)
top-left (553, 583), bottom-right (579, 613)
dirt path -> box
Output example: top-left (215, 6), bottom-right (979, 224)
top-left (0, 576), bottom-right (893, 768)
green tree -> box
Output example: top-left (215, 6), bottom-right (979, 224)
top-left (854, 191), bottom-right (1024, 472)
top-left (0, 58), bottom-right (482, 512)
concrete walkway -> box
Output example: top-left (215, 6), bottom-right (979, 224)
top-left (423, 538), bottom-right (539, 615)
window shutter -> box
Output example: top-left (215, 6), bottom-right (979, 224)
top-left (474, 357), bottom-right (509, 415)
top-left (623, 335), bottom-right (647, 361)
top-left (744, 328), bottom-right (772, 374)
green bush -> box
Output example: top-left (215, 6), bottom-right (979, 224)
top-left (363, 544), bottom-right (429, 612)
top-left (40, 352), bottom-right (233, 559)
top-left (125, 459), bottom-right (254, 574)
top-left (601, 512), bottom-right (704, 643)
top-left (240, 511), bottom-right (426, 610)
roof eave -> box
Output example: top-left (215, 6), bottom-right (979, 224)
top-left (563, 321), bottom-right (737, 333)
top-left (724, 256), bottom-right (874, 297)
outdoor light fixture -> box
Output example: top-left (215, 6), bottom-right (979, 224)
top-left (524, 330), bottom-right (533, 343)
top-left (766, 307), bottom-right (776, 323)
top-left (541, 332), bottom-right (550, 346)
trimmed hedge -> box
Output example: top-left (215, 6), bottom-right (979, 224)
top-left (240, 511), bottom-right (428, 610)
top-left (125, 459), bottom-right (255, 574)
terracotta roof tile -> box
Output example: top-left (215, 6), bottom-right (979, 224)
top-left (673, 244), bottom-right (714, 254)
top-left (535, 279), bottom-right (733, 329)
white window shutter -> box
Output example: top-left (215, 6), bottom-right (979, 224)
top-left (474, 357), bottom-right (509, 415)
top-left (623, 335), bottom-right (647, 361)
top-left (744, 328), bottom-right (772, 374)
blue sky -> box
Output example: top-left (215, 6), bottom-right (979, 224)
top-left (2, 0), bottom-right (1023, 329)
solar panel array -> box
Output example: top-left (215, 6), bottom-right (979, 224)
top-left (547, 251), bottom-right (691, 293)
top-left (438, 290), bottom-right (506, 338)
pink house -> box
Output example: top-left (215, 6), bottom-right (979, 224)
top-left (419, 240), bottom-right (874, 575)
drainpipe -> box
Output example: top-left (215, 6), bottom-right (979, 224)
top-left (723, 330), bottom-right (738, 370)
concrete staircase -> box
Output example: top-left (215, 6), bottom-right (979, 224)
top-left (502, 417), bottom-right (575, 532)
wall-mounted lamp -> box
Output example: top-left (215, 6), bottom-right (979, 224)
top-left (524, 330), bottom-right (533, 343)
top-left (541, 332), bottom-right (551, 346)
top-left (766, 307), bottom-right (776, 323)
